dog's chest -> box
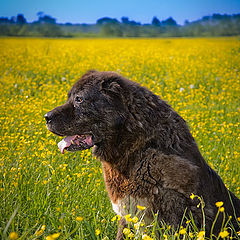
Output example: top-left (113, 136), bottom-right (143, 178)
top-left (101, 161), bottom-right (153, 223)
top-left (101, 161), bottom-right (134, 202)
top-left (111, 195), bottom-right (149, 216)
top-left (111, 196), bottom-right (153, 226)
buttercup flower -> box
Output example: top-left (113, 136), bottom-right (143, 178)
top-left (9, 232), bottom-right (18, 240)
top-left (95, 229), bottom-right (101, 236)
top-left (190, 193), bottom-right (195, 200)
top-left (137, 205), bottom-right (146, 210)
top-left (76, 216), bottom-right (84, 221)
top-left (215, 201), bottom-right (224, 208)
top-left (123, 228), bottom-right (131, 235)
top-left (197, 231), bottom-right (205, 240)
top-left (219, 230), bottom-right (229, 238)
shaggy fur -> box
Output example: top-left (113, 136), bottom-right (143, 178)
top-left (45, 70), bottom-right (240, 239)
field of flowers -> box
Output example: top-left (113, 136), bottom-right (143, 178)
top-left (0, 37), bottom-right (239, 240)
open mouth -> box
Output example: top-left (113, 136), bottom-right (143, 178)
top-left (58, 134), bottom-right (94, 154)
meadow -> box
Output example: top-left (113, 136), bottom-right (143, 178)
top-left (0, 37), bottom-right (239, 240)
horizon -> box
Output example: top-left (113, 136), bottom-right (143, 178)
top-left (1, 0), bottom-right (240, 25)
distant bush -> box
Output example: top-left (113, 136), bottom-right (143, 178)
top-left (0, 13), bottom-right (240, 37)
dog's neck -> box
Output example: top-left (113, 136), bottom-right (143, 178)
top-left (93, 127), bottom-right (207, 173)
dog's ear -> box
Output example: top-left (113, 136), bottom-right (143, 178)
top-left (100, 76), bottom-right (122, 95)
top-left (101, 80), bottom-right (120, 92)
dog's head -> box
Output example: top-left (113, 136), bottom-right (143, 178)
top-left (45, 70), bottom-right (139, 155)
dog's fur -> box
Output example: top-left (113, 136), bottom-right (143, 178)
top-left (45, 70), bottom-right (240, 239)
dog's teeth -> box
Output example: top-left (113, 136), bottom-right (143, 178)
top-left (71, 140), bottom-right (74, 144)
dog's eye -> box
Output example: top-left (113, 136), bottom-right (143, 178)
top-left (75, 96), bottom-right (84, 103)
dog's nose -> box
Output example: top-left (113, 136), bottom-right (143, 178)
top-left (44, 113), bottom-right (52, 124)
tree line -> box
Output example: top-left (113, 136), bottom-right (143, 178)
top-left (0, 13), bottom-right (240, 37)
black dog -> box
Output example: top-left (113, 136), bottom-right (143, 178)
top-left (45, 70), bottom-right (240, 239)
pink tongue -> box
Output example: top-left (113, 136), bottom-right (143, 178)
top-left (58, 135), bottom-right (77, 154)
top-left (84, 135), bottom-right (93, 146)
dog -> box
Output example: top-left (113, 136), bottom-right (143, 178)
top-left (45, 70), bottom-right (240, 239)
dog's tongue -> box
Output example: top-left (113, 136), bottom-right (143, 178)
top-left (58, 135), bottom-right (76, 154)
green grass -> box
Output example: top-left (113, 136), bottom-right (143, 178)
top-left (0, 37), bottom-right (239, 239)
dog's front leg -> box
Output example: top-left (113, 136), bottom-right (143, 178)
top-left (116, 217), bottom-right (127, 240)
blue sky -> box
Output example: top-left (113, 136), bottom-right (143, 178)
top-left (0, 0), bottom-right (240, 25)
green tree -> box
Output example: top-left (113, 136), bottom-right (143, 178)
top-left (16, 14), bottom-right (27, 24)
top-left (101, 22), bottom-right (123, 37)
top-left (152, 17), bottom-right (161, 26)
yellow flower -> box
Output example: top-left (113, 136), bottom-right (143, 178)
top-left (219, 230), bottom-right (229, 238)
top-left (9, 232), bottom-right (18, 240)
top-left (190, 193), bottom-right (195, 200)
top-left (41, 225), bottom-right (46, 230)
top-left (186, 220), bottom-right (191, 224)
top-left (163, 234), bottom-right (168, 240)
top-left (197, 231), bottom-right (205, 240)
top-left (125, 214), bottom-right (132, 222)
top-left (132, 216), bottom-right (138, 223)
top-left (215, 201), bottom-right (224, 208)
top-left (128, 232), bottom-right (134, 238)
top-left (179, 228), bottom-right (186, 235)
top-left (237, 217), bottom-right (240, 222)
top-left (142, 234), bottom-right (153, 240)
top-left (95, 229), bottom-right (101, 236)
top-left (51, 233), bottom-right (60, 239)
top-left (123, 228), bottom-right (131, 235)
top-left (134, 222), bottom-right (141, 230)
top-left (189, 232), bottom-right (193, 238)
top-left (76, 216), bottom-right (84, 221)
top-left (219, 207), bottom-right (224, 212)
top-left (45, 233), bottom-right (60, 240)
top-left (137, 205), bottom-right (146, 210)
top-left (35, 229), bottom-right (44, 236)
